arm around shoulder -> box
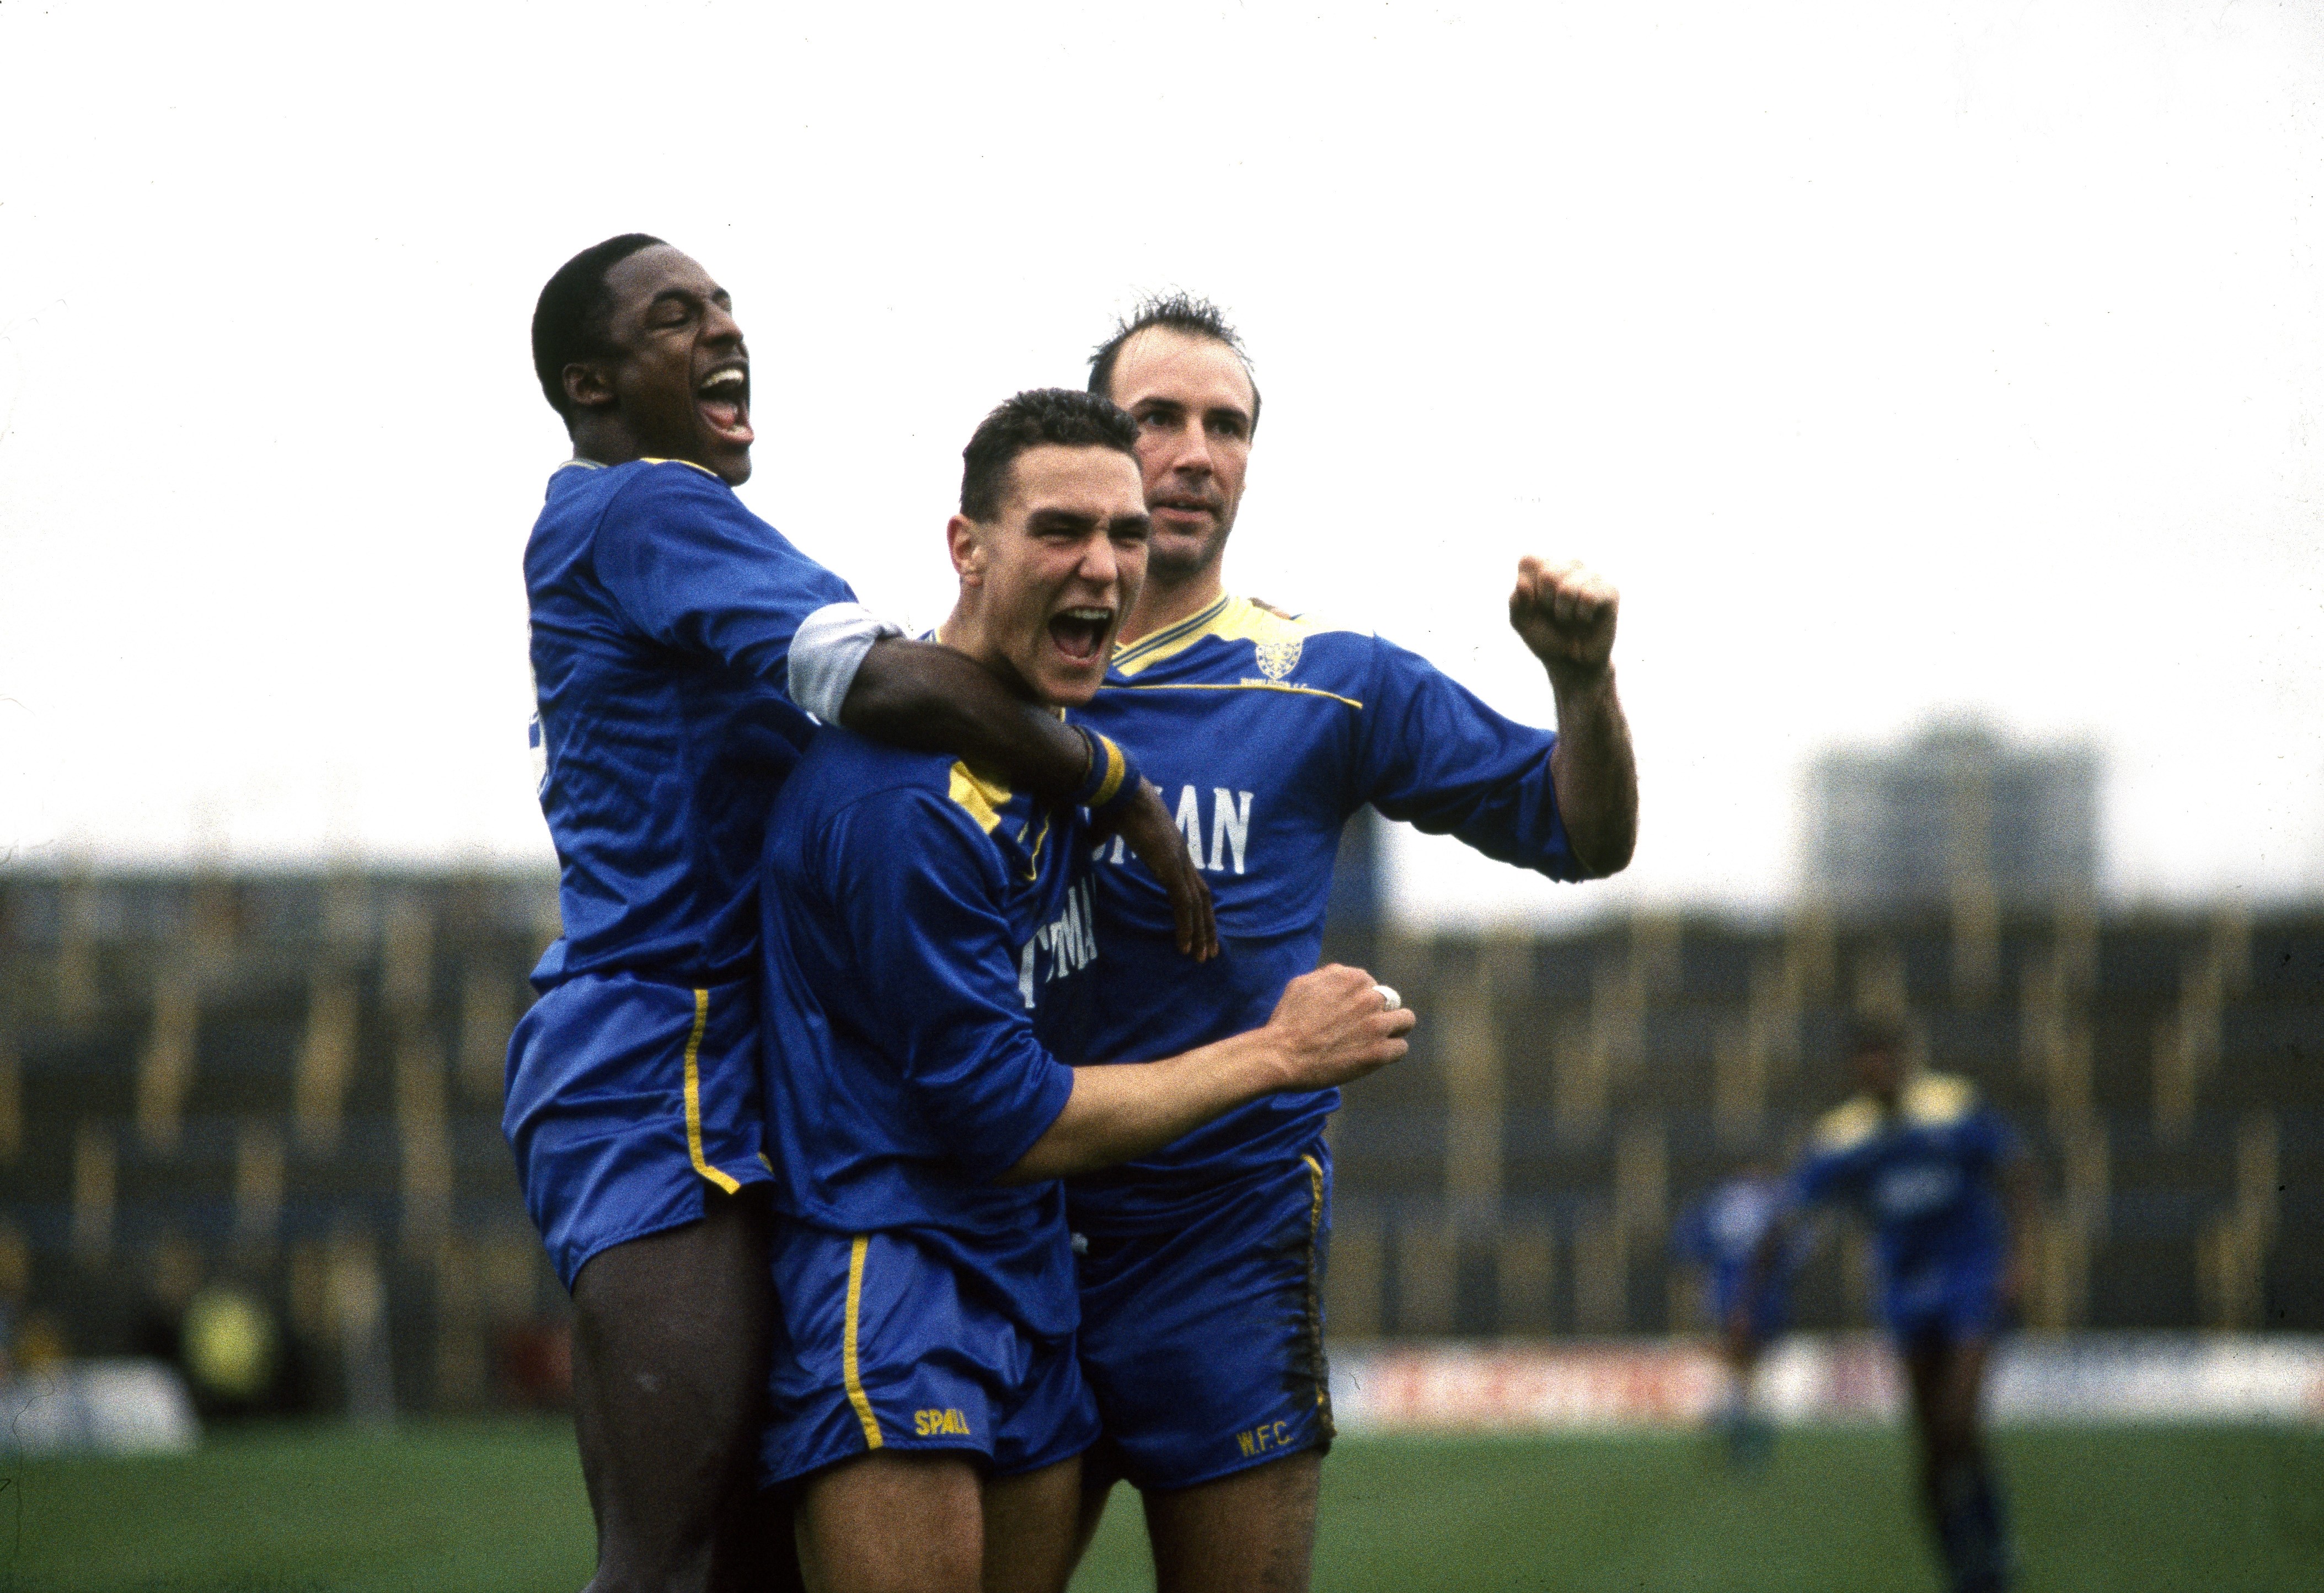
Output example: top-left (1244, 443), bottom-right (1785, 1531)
top-left (840, 639), bottom-right (1218, 959)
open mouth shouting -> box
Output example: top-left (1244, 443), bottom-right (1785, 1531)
top-left (698, 361), bottom-right (753, 446)
top-left (1048, 604), bottom-right (1117, 665)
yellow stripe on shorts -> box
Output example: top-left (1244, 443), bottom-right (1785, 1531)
top-left (683, 988), bottom-right (741, 1195)
top-left (1303, 1154), bottom-right (1327, 1406)
top-left (844, 1235), bottom-right (883, 1449)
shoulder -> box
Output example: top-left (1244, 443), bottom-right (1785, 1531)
top-left (1110, 593), bottom-right (1375, 699)
top-left (1811, 1095), bottom-right (1884, 1155)
top-left (607, 456), bottom-right (735, 505)
top-left (590, 457), bottom-right (737, 529)
top-left (790, 728), bottom-right (952, 809)
top-left (1902, 1072), bottom-right (1979, 1129)
top-left (789, 735), bottom-right (1026, 861)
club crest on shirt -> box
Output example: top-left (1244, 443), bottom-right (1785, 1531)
top-left (1254, 636), bottom-right (1303, 682)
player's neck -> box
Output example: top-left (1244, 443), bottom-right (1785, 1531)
top-left (1118, 566), bottom-right (1227, 646)
top-left (567, 419), bottom-right (728, 480)
top-left (935, 608), bottom-right (1042, 708)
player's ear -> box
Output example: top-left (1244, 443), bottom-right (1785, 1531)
top-left (563, 361), bottom-right (617, 414)
top-left (947, 514), bottom-right (986, 586)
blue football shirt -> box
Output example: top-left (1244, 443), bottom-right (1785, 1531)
top-left (1792, 1073), bottom-right (2020, 1286)
top-left (756, 728), bottom-right (1099, 1332)
top-left (1067, 594), bottom-right (1586, 1230)
top-left (1673, 1174), bottom-right (1813, 1325)
top-left (524, 458), bottom-right (855, 991)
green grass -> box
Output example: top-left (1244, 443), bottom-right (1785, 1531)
top-left (2, 1422), bottom-right (2318, 1591)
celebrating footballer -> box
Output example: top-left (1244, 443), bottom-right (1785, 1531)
top-left (505, 242), bottom-right (1635, 1593)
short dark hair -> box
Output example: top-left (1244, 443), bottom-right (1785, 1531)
top-left (960, 389), bottom-right (1140, 522)
top-left (1086, 292), bottom-right (1262, 428)
top-left (531, 233), bottom-right (666, 422)
top-left (1848, 1016), bottom-right (1908, 1058)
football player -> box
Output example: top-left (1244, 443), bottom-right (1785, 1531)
top-left (752, 390), bottom-right (1416, 1593)
top-left (1062, 296), bottom-right (1638, 1592)
top-left (509, 240), bottom-right (1212, 1593)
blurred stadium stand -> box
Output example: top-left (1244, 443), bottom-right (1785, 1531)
top-left (0, 868), bottom-right (2317, 1417)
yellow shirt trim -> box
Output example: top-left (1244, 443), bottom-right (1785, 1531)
top-left (1812, 1072), bottom-right (1978, 1151)
top-left (947, 761), bottom-right (1010, 834)
top-left (1105, 680), bottom-right (1364, 711)
top-left (1904, 1072), bottom-right (1977, 1128)
top-left (635, 457), bottom-right (722, 478)
top-left (1111, 593), bottom-right (1234, 672)
top-left (1113, 594), bottom-right (1360, 679)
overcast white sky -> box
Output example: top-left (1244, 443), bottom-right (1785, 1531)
top-left (2, 0), bottom-right (2320, 925)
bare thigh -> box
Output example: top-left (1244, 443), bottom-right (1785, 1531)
top-left (981, 1456), bottom-right (1083, 1593)
top-left (569, 1189), bottom-right (776, 1593)
top-left (795, 1451), bottom-right (983, 1593)
top-left (1141, 1450), bottom-right (1324, 1593)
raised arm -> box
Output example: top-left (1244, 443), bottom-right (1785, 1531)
top-left (1507, 557), bottom-right (1638, 877)
top-left (1000, 964), bottom-right (1415, 1183)
top-left (840, 637), bottom-right (1215, 961)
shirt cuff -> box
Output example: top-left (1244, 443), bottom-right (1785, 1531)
top-left (788, 602), bottom-right (908, 722)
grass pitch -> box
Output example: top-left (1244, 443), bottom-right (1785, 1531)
top-left (1, 1420), bottom-right (2317, 1591)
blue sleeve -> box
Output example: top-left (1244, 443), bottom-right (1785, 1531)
top-left (1353, 635), bottom-right (1584, 881)
top-left (593, 465), bottom-right (857, 695)
top-left (1963, 1107), bottom-right (2022, 1172)
top-left (818, 786), bottom-right (1076, 1184)
top-left (1792, 1149), bottom-right (1849, 1209)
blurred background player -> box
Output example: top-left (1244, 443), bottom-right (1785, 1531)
top-left (1672, 1160), bottom-right (1813, 1465)
top-left (513, 240), bottom-right (1212, 1593)
top-left (752, 390), bottom-right (1417, 1593)
top-left (1062, 295), bottom-right (1639, 1592)
top-left (1738, 1020), bottom-right (2039, 1593)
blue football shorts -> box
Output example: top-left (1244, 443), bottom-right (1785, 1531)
top-left (1711, 1270), bottom-right (1792, 1343)
top-left (760, 1222), bottom-right (1099, 1487)
top-left (1074, 1144), bottom-right (1335, 1492)
top-left (1884, 1251), bottom-right (2009, 1346)
top-left (502, 973), bottom-right (772, 1290)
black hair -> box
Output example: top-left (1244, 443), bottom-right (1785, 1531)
top-left (1848, 1016), bottom-right (1908, 1057)
top-left (1085, 291), bottom-right (1262, 428)
top-left (531, 234), bottom-right (666, 422)
top-left (959, 389), bottom-right (1140, 521)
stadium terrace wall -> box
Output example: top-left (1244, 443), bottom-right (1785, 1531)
top-left (0, 871), bottom-right (2316, 1417)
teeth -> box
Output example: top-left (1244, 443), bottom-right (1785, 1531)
top-left (1062, 608), bottom-right (1111, 621)
top-left (700, 369), bottom-right (746, 391)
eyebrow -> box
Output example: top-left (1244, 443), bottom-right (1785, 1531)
top-left (1024, 507), bottom-right (1150, 537)
top-left (647, 286), bottom-right (732, 311)
top-left (1133, 395), bottom-right (1251, 427)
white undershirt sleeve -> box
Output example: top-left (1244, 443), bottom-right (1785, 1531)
top-left (788, 601), bottom-right (909, 723)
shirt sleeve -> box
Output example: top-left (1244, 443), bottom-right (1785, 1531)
top-left (1791, 1149), bottom-right (1849, 1209)
top-left (1352, 635), bottom-right (1585, 881)
top-left (1962, 1107), bottom-right (2023, 1172)
top-left (788, 602), bottom-right (909, 723)
top-left (591, 464), bottom-right (858, 694)
top-left (818, 786), bottom-right (1077, 1184)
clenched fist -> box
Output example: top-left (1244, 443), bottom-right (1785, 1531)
top-left (1509, 556), bottom-right (1618, 680)
top-left (1263, 964), bottom-right (1417, 1091)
